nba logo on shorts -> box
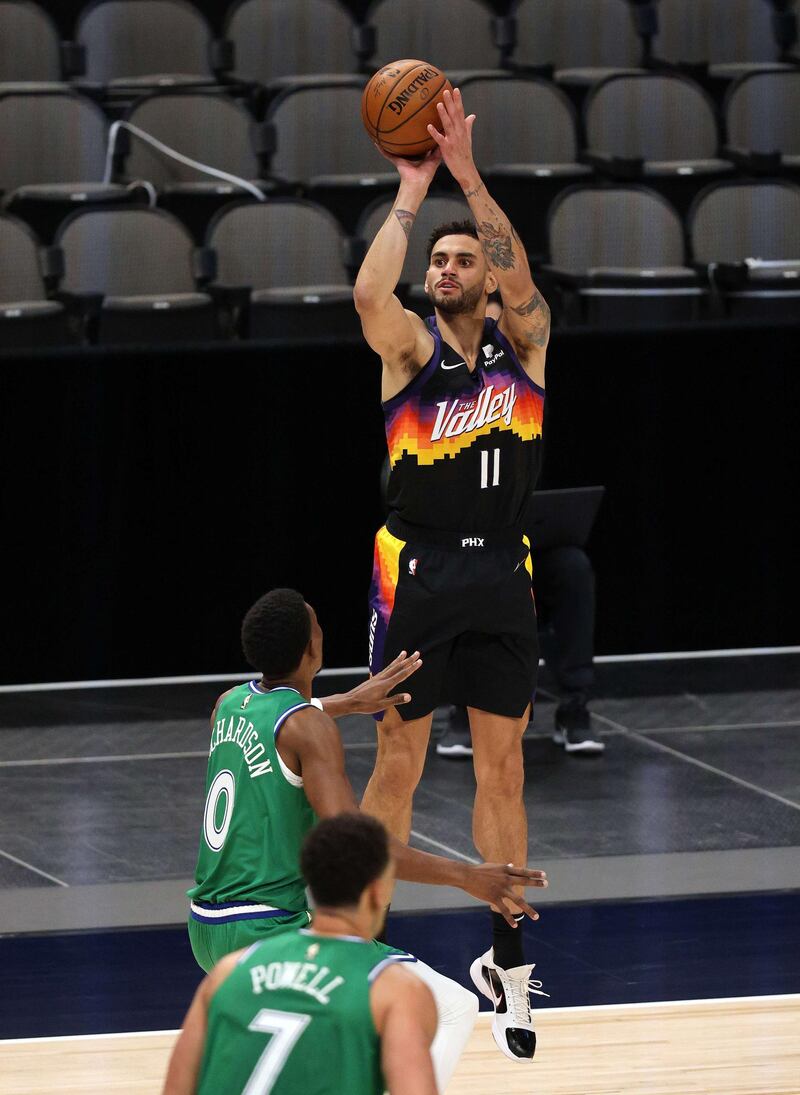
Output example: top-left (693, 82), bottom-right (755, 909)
top-left (409, 558), bottom-right (418, 576)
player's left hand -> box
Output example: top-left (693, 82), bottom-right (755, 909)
top-left (426, 88), bottom-right (477, 187)
top-left (339, 650), bottom-right (423, 715)
top-left (462, 863), bottom-right (549, 924)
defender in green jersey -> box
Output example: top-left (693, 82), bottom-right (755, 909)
top-left (164, 815), bottom-right (437, 1095)
top-left (187, 589), bottom-right (548, 1090)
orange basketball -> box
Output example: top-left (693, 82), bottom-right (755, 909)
top-left (361, 59), bottom-right (452, 159)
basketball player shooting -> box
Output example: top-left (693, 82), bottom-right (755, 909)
top-left (354, 88), bottom-right (550, 1062)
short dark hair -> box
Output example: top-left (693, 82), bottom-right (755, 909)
top-left (241, 588), bottom-right (311, 678)
top-left (426, 219), bottom-right (479, 262)
top-left (301, 813), bottom-right (390, 908)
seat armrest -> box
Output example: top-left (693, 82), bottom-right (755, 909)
top-left (211, 39), bottom-right (235, 76)
top-left (60, 41), bottom-right (86, 79)
top-left (581, 150), bottom-right (644, 179)
top-left (722, 146), bottom-right (782, 174)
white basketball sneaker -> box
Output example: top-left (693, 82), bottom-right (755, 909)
top-left (469, 947), bottom-right (549, 1061)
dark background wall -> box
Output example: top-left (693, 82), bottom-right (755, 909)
top-left (2, 321), bottom-right (799, 684)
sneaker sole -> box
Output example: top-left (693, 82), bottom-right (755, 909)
top-left (469, 958), bottom-right (537, 1062)
top-left (436, 744), bottom-right (474, 757)
top-left (552, 731), bottom-right (605, 754)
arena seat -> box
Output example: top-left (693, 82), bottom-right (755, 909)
top-left (511, 0), bottom-right (643, 92)
top-left (367, 0), bottom-right (505, 84)
top-left (544, 185), bottom-right (705, 326)
top-left (55, 206), bottom-right (218, 344)
top-left (724, 70), bottom-right (800, 176)
top-left (459, 73), bottom-right (591, 258)
top-left (207, 198), bottom-right (359, 340)
top-left (688, 179), bottom-right (800, 319)
top-left (0, 1), bottom-right (71, 91)
top-left (0, 213), bottom-right (72, 348)
top-left (264, 80), bottom-right (395, 233)
top-left (120, 91), bottom-right (275, 240)
top-left (225, 0), bottom-right (370, 96)
top-left (583, 73), bottom-right (733, 214)
top-left (76, 0), bottom-right (228, 92)
top-left (0, 92), bottom-right (129, 243)
top-left (652, 0), bottom-right (796, 83)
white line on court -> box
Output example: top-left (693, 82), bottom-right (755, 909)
top-left (409, 829), bottom-right (480, 864)
top-left (583, 704), bottom-right (800, 813)
top-left (643, 719), bottom-right (800, 734)
top-left (3, 993), bottom-right (798, 1045)
top-left (0, 848), bottom-right (68, 888)
top-left (0, 742), bottom-right (379, 768)
top-left (1, 644), bottom-right (798, 693)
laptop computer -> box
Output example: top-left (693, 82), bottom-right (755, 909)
top-left (527, 486), bottom-right (605, 551)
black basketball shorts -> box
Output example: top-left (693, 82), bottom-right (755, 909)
top-left (368, 518), bottom-right (539, 722)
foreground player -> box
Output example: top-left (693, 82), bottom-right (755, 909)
top-left (164, 814), bottom-right (437, 1095)
top-left (187, 587), bottom-right (548, 1090)
top-left (354, 88), bottom-right (550, 1060)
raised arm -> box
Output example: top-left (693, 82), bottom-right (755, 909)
top-left (428, 89), bottom-right (550, 388)
top-left (353, 150), bottom-right (439, 398)
top-left (279, 708), bottom-right (548, 924)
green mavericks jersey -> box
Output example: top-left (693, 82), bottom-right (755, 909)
top-left (197, 930), bottom-right (413, 1095)
top-left (189, 682), bottom-right (316, 913)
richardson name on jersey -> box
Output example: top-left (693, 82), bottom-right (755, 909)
top-left (250, 960), bottom-right (345, 1005)
top-left (209, 715), bottom-right (273, 779)
top-left (432, 382), bottom-right (517, 443)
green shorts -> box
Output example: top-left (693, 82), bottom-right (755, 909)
top-left (188, 909), bottom-right (311, 973)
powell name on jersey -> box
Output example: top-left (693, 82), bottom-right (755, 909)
top-left (383, 317), bottom-right (544, 532)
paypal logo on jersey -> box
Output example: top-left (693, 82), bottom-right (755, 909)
top-left (482, 344), bottom-right (506, 367)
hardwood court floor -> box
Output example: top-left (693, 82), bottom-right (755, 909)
top-left (2, 996), bottom-right (798, 1095)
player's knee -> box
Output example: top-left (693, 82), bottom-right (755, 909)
top-left (475, 746), bottom-right (524, 797)
top-left (374, 736), bottom-right (427, 792)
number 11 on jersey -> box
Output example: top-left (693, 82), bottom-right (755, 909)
top-left (480, 448), bottom-right (500, 489)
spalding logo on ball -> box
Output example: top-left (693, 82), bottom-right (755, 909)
top-left (361, 59), bottom-right (453, 159)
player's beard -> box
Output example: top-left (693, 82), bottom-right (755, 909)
top-left (428, 281), bottom-right (485, 315)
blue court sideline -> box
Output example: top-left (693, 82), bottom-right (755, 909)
top-left (2, 892), bottom-right (798, 1040)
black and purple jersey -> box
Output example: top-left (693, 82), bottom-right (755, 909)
top-left (383, 316), bottom-right (544, 533)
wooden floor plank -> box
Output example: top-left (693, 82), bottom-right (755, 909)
top-left (1, 997), bottom-right (798, 1095)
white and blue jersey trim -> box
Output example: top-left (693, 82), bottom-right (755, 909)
top-left (368, 953), bottom-right (419, 982)
top-left (273, 702), bottom-right (313, 738)
top-left (190, 899), bottom-right (298, 925)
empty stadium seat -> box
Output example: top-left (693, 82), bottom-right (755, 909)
top-left (512, 0), bottom-right (643, 90)
top-left (76, 0), bottom-right (226, 90)
top-left (55, 206), bottom-right (218, 344)
top-left (119, 91), bottom-right (274, 239)
top-left (0, 1), bottom-right (69, 91)
top-left (207, 199), bottom-right (359, 340)
top-left (0, 92), bottom-right (129, 242)
top-left (653, 0), bottom-right (795, 82)
top-left (0, 213), bottom-right (71, 348)
top-left (226, 0), bottom-right (368, 94)
top-left (583, 73), bottom-right (733, 212)
top-left (264, 81), bottom-right (395, 232)
top-left (689, 180), bottom-right (800, 318)
top-left (355, 193), bottom-right (471, 313)
top-left (460, 73), bottom-right (591, 257)
top-left (368, 0), bottom-right (504, 83)
top-left (544, 185), bottom-right (705, 326)
top-left (724, 70), bottom-right (800, 174)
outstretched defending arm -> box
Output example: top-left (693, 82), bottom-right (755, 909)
top-left (427, 89), bottom-right (550, 388)
top-left (279, 708), bottom-right (548, 925)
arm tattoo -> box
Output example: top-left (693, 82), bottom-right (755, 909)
top-left (463, 182), bottom-right (484, 199)
top-left (393, 209), bottom-right (415, 239)
top-left (511, 290), bottom-right (551, 348)
top-left (477, 220), bottom-right (516, 271)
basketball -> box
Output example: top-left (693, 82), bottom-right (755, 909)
top-left (361, 59), bottom-right (453, 159)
